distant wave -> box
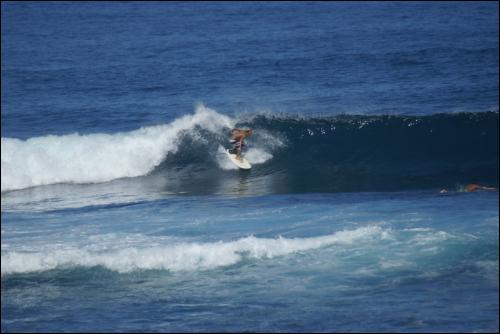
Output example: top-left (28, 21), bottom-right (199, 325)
top-left (2, 225), bottom-right (493, 276)
top-left (1, 105), bottom-right (498, 193)
top-left (1, 226), bottom-right (384, 275)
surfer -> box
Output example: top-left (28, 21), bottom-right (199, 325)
top-left (439, 183), bottom-right (497, 193)
top-left (229, 128), bottom-right (252, 161)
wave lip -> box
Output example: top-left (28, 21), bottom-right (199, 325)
top-left (2, 108), bottom-right (498, 194)
top-left (1, 104), bottom-right (234, 192)
top-left (1, 226), bottom-right (383, 275)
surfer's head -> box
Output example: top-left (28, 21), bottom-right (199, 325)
top-left (230, 128), bottom-right (252, 139)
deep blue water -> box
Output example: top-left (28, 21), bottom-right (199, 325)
top-left (1, 2), bottom-right (499, 333)
top-left (2, 1), bottom-right (499, 138)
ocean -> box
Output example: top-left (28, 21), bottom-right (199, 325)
top-left (1, 2), bottom-right (499, 332)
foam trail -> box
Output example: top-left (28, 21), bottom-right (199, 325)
top-left (1, 226), bottom-right (383, 275)
top-left (215, 146), bottom-right (273, 170)
top-left (216, 146), bottom-right (238, 170)
top-left (1, 105), bottom-right (234, 192)
top-left (245, 148), bottom-right (273, 164)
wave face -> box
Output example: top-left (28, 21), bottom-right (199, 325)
top-left (2, 107), bottom-right (498, 193)
top-left (244, 111), bottom-right (499, 192)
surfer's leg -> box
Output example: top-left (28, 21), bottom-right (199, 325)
top-left (234, 142), bottom-right (243, 160)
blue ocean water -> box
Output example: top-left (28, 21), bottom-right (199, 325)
top-left (1, 2), bottom-right (499, 333)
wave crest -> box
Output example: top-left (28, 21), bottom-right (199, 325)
top-left (1, 105), bottom-right (236, 191)
top-left (2, 108), bottom-right (498, 193)
top-left (1, 226), bottom-right (383, 275)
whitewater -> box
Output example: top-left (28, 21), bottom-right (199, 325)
top-left (2, 105), bottom-right (232, 191)
top-left (3, 104), bottom-right (498, 194)
top-left (1, 226), bottom-right (387, 275)
top-left (1, 104), bottom-right (278, 192)
top-left (2, 2), bottom-right (498, 333)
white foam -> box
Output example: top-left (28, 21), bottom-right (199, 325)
top-left (410, 231), bottom-right (452, 245)
top-left (1, 226), bottom-right (383, 275)
top-left (216, 146), bottom-right (273, 170)
top-left (1, 104), bottom-right (234, 192)
top-left (216, 146), bottom-right (238, 170)
top-left (244, 148), bottom-right (273, 164)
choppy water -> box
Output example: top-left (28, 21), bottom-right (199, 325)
top-left (2, 2), bottom-right (498, 332)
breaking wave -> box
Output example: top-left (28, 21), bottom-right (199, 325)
top-left (1, 105), bottom-right (498, 193)
top-left (1, 226), bottom-right (384, 275)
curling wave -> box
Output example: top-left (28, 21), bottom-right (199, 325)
top-left (1, 107), bottom-right (498, 194)
top-left (1, 105), bottom-right (238, 192)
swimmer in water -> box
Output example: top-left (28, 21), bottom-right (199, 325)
top-left (439, 183), bottom-right (496, 193)
top-left (464, 183), bottom-right (497, 192)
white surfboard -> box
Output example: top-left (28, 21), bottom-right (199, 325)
top-left (225, 150), bottom-right (252, 170)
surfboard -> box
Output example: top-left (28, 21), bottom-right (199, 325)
top-left (225, 150), bottom-right (252, 170)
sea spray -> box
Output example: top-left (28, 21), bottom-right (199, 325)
top-left (1, 105), bottom-right (235, 191)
